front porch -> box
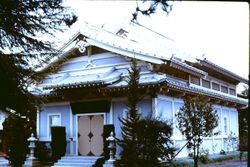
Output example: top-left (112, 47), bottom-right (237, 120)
top-left (52, 156), bottom-right (101, 167)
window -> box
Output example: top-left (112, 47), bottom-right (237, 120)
top-left (229, 88), bottom-right (236, 95)
top-left (202, 79), bottom-right (210, 88)
top-left (223, 117), bottom-right (228, 134)
top-left (212, 82), bottom-right (220, 91)
top-left (190, 76), bottom-right (200, 85)
top-left (122, 108), bottom-right (142, 119)
top-left (48, 114), bottom-right (61, 137)
top-left (49, 115), bottom-right (61, 126)
top-left (221, 85), bottom-right (228, 93)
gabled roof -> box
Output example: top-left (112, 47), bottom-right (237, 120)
top-left (38, 23), bottom-right (207, 77)
top-left (36, 23), bottom-right (248, 107)
top-left (187, 58), bottom-right (248, 84)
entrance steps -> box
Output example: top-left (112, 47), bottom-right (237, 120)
top-left (52, 156), bottom-right (100, 167)
top-left (0, 156), bottom-right (9, 166)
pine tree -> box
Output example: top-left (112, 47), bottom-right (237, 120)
top-left (132, 0), bottom-right (173, 21)
top-left (119, 59), bottom-right (142, 167)
top-left (0, 1), bottom-right (76, 164)
top-left (0, 0), bottom-right (76, 124)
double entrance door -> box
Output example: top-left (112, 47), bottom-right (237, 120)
top-left (78, 114), bottom-right (104, 156)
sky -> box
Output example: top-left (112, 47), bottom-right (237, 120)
top-left (62, 1), bottom-right (249, 88)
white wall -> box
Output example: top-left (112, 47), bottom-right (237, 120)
top-left (155, 95), bottom-right (240, 157)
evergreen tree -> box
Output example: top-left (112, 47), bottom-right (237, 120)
top-left (0, 0), bottom-right (76, 164)
top-left (119, 59), bottom-right (176, 167)
top-left (119, 59), bottom-right (142, 167)
top-left (0, 0), bottom-right (76, 124)
top-left (2, 115), bottom-right (30, 166)
top-left (175, 95), bottom-right (218, 167)
top-left (238, 87), bottom-right (248, 153)
top-left (132, 0), bottom-right (173, 21)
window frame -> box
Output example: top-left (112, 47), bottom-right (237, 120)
top-left (221, 85), bottom-right (229, 93)
top-left (202, 79), bottom-right (211, 88)
top-left (211, 82), bottom-right (220, 91)
top-left (47, 113), bottom-right (62, 138)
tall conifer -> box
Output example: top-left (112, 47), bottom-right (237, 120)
top-left (119, 59), bottom-right (142, 167)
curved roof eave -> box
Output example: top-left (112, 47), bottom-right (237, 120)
top-left (198, 59), bottom-right (248, 84)
top-left (86, 38), bottom-right (165, 64)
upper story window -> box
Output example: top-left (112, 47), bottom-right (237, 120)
top-left (202, 79), bottom-right (210, 88)
top-left (190, 76), bottom-right (200, 85)
top-left (229, 88), bottom-right (236, 96)
top-left (212, 82), bottom-right (220, 91)
top-left (221, 85), bottom-right (228, 93)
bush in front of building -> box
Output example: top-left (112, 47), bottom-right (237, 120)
top-left (118, 59), bottom-right (176, 166)
top-left (35, 141), bottom-right (53, 163)
top-left (2, 114), bottom-right (30, 166)
top-left (51, 126), bottom-right (66, 162)
top-left (199, 148), bottom-right (209, 164)
top-left (136, 117), bottom-right (176, 166)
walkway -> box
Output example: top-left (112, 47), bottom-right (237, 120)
top-left (202, 159), bottom-right (247, 167)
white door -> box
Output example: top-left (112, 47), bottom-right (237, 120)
top-left (78, 115), bottom-right (104, 156)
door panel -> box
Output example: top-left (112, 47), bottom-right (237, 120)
top-left (78, 116), bottom-right (91, 155)
top-left (78, 115), bottom-right (104, 156)
top-left (91, 115), bottom-right (104, 155)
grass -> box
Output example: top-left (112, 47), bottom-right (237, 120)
top-left (160, 151), bottom-right (248, 167)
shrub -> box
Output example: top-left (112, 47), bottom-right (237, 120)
top-left (224, 131), bottom-right (239, 152)
top-left (93, 157), bottom-right (106, 167)
top-left (220, 149), bottom-right (226, 155)
top-left (136, 117), bottom-right (176, 166)
top-left (188, 152), bottom-right (193, 158)
top-left (35, 141), bottom-right (52, 162)
top-left (199, 148), bottom-right (209, 164)
top-left (51, 126), bottom-right (66, 161)
top-left (2, 115), bottom-right (30, 166)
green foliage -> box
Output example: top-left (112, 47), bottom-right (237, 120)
top-left (132, 0), bottom-right (173, 21)
top-left (0, 0), bottom-right (77, 56)
top-left (175, 95), bottom-right (218, 167)
top-left (119, 59), bottom-right (175, 167)
top-left (35, 142), bottom-right (52, 162)
top-left (219, 149), bottom-right (226, 155)
top-left (93, 157), bottom-right (106, 167)
top-left (2, 115), bottom-right (30, 166)
top-left (137, 118), bottom-right (176, 166)
top-left (224, 131), bottom-right (239, 152)
top-left (119, 59), bottom-right (142, 166)
top-left (238, 106), bottom-right (248, 151)
top-left (199, 148), bottom-right (209, 164)
top-left (0, 0), bottom-right (76, 120)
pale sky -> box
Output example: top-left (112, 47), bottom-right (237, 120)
top-left (62, 1), bottom-right (249, 86)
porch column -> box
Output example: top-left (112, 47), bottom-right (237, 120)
top-left (69, 105), bottom-right (74, 155)
top-left (36, 107), bottom-right (40, 138)
top-left (109, 101), bottom-right (114, 124)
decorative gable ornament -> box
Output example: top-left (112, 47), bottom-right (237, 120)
top-left (75, 40), bottom-right (88, 53)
